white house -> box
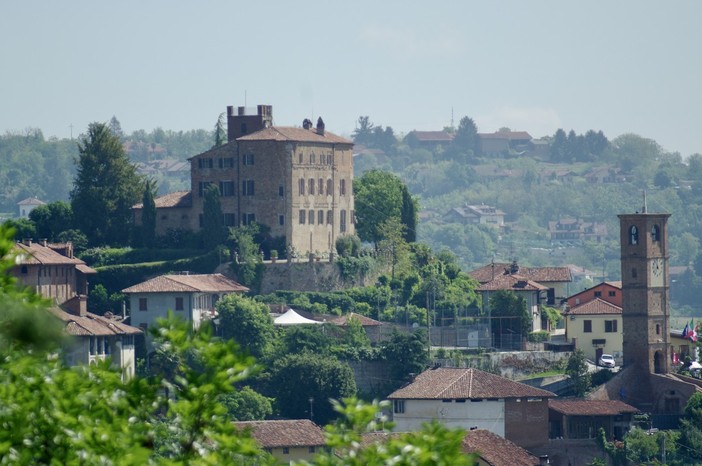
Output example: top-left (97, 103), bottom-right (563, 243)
top-left (122, 273), bottom-right (248, 346)
top-left (17, 196), bottom-right (45, 218)
top-left (387, 367), bottom-right (555, 450)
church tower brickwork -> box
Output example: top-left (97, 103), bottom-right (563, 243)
top-left (618, 212), bottom-right (670, 374)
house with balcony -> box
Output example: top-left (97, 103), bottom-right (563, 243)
top-left (387, 367), bottom-right (555, 450)
top-left (548, 218), bottom-right (608, 244)
top-left (444, 204), bottom-right (505, 227)
top-left (10, 239), bottom-right (140, 377)
top-left (122, 273), bottom-right (248, 348)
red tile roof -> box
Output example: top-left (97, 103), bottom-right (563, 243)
top-left (49, 307), bottom-right (142, 336)
top-left (387, 368), bottom-right (555, 400)
top-left (462, 429), bottom-right (540, 466)
top-left (330, 312), bottom-right (382, 327)
top-left (566, 298), bottom-right (621, 316)
top-left (476, 274), bottom-right (549, 292)
top-left (237, 126), bottom-right (352, 144)
top-left (122, 273), bottom-right (249, 294)
top-left (567, 282), bottom-right (622, 302)
top-left (469, 263), bottom-right (572, 284)
top-left (406, 130), bottom-right (454, 142)
top-left (234, 420), bottom-right (325, 448)
top-left (14, 242), bottom-right (95, 272)
top-left (133, 191), bottom-right (192, 209)
top-left (549, 399), bottom-right (638, 416)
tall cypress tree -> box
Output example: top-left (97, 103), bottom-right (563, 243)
top-left (203, 183), bottom-right (225, 249)
top-left (141, 179), bottom-right (157, 248)
top-left (400, 185), bottom-right (418, 243)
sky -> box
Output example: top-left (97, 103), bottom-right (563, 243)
top-left (2, 1), bottom-right (701, 156)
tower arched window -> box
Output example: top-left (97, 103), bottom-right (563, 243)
top-left (309, 179), bottom-right (315, 195)
top-left (652, 224), bottom-right (660, 242)
top-left (629, 225), bottom-right (639, 245)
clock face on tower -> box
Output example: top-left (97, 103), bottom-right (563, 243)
top-left (650, 258), bottom-right (664, 287)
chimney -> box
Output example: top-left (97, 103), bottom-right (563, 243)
top-left (64, 295), bottom-right (88, 317)
top-left (22, 238), bottom-right (32, 246)
top-left (302, 118), bottom-right (313, 130)
top-left (40, 238), bottom-right (48, 247)
top-left (316, 117), bottom-right (325, 135)
top-left (510, 260), bottom-right (519, 274)
top-left (539, 455), bottom-right (550, 465)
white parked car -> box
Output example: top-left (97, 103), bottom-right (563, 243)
top-left (599, 354), bottom-right (616, 368)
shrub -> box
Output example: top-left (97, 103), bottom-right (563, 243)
top-left (528, 331), bottom-right (550, 343)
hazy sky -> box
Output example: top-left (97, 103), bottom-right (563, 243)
top-left (2, 1), bottom-right (701, 156)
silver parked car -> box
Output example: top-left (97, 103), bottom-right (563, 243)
top-left (599, 354), bottom-right (615, 368)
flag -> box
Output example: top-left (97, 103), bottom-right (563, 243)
top-left (691, 320), bottom-right (699, 342)
top-left (683, 322), bottom-right (690, 339)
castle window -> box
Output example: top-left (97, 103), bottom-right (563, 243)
top-left (320, 154), bottom-right (326, 164)
top-left (198, 158), bottom-right (213, 169)
top-left (219, 157), bottom-right (234, 168)
top-left (318, 210), bottom-right (324, 225)
top-left (328, 154), bottom-right (333, 165)
top-left (340, 179), bottom-right (346, 196)
top-left (318, 178), bottom-right (324, 194)
top-left (309, 179), bottom-right (315, 195)
top-left (223, 213), bottom-right (236, 226)
top-left (340, 210), bottom-right (347, 233)
top-left (652, 225), bottom-right (660, 242)
top-left (583, 320), bottom-right (592, 333)
top-left (309, 210), bottom-right (315, 225)
top-left (298, 153), bottom-right (303, 164)
top-left (219, 181), bottom-right (235, 197)
top-left (310, 153), bottom-right (316, 164)
top-left (279, 215), bottom-right (285, 226)
top-left (327, 210), bottom-right (333, 225)
top-left (299, 210), bottom-right (306, 224)
top-left (629, 225), bottom-right (639, 245)
top-left (279, 186), bottom-right (284, 197)
top-left (242, 180), bottom-right (255, 196)
top-left (243, 153), bottom-right (254, 166)
top-left (656, 324), bottom-right (660, 335)
top-left (299, 179), bottom-right (305, 195)
top-left (242, 213), bottom-right (256, 225)
top-left (327, 179), bottom-right (333, 195)
top-left (240, 123), bottom-right (248, 135)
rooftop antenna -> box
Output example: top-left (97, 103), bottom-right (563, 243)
top-left (450, 107), bottom-right (454, 130)
top-left (642, 190), bottom-right (648, 213)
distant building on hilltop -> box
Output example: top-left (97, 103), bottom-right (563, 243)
top-left (17, 196), bottom-right (45, 218)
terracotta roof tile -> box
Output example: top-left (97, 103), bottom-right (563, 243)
top-left (234, 420), bottom-right (325, 448)
top-left (122, 273), bottom-right (249, 294)
top-left (566, 298), bottom-right (622, 316)
top-left (476, 274), bottom-right (549, 292)
top-left (462, 429), bottom-right (540, 466)
top-left (469, 263), bottom-right (572, 284)
top-left (49, 307), bottom-right (142, 336)
top-left (133, 191), bottom-right (192, 209)
top-left (406, 130), bottom-right (454, 142)
top-left (549, 399), bottom-right (638, 416)
top-left (237, 126), bottom-right (352, 144)
top-left (14, 242), bottom-right (90, 267)
top-left (478, 131), bottom-right (532, 140)
top-left (330, 312), bottom-right (382, 327)
top-left (388, 368), bottom-right (555, 400)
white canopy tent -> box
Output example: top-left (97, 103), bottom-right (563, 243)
top-left (273, 309), bottom-right (324, 326)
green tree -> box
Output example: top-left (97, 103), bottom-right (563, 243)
top-left (141, 178), bottom-right (158, 248)
top-left (219, 386), bottom-right (273, 421)
top-left (279, 325), bottom-right (333, 356)
top-left (489, 290), bottom-right (531, 340)
top-left (70, 122), bottom-right (143, 246)
top-left (382, 329), bottom-right (429, 385)
top-left (217, 293), bottom-right (274, 359)
top-left (565, 349), bottom-right (591, 397)
top-left (678, 391), bottom-right (702, 463)
top-left (451, 116), bottom-right (479, 157)
top-left (2, 217), bottom-right (36, 240)
top-left (400, 184), bottom-right (418, 243)
top-left (203, 183), bottom-right (225, 249)
top-left (229, 224), bottom-right (264, 290)
top-left (214, 112), bottom-right (226, 147)
top-left (378, 217), bottom-right (410, 280)
top-left (354, 169), bottom-right (404, 247)
top-left (351, 116), bottom-right (375, 147)
top-left (28, 201), bottom-right (73, 242)
top-left (267, 353), bottom-right (357, 424)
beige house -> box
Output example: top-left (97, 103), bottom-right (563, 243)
top-left (133, 104), bottom-right (355, 258)
top-left (122, 273), bottom-right (248, 348)
top-left (234, 419), bottom-right (325, 464)
top-left (17, 196), bottom-right (45, 218)
top-left (565, 298), bottom-right (623, 363)
top-left (10, 239), bottom-right (141, 377)
top-left (387, 367), bottom-right (555, 450)
top-left (444, 204), bottom-right (505, 227)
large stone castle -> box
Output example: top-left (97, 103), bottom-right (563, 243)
top-left (133, 105), bottom-right (355, 257)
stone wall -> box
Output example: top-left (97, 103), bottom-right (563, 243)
top-left (259, 260), bottom-right (374, 294)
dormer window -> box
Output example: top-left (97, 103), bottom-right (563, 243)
top-left (629, 225), bottom-right (639, 245)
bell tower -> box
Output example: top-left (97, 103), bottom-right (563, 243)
top-left (618, 211), bottom-right (670, 374)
